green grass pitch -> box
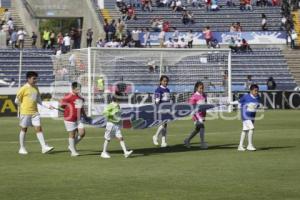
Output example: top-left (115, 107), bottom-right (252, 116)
top-left (0, 110), bottom-right (300, 200)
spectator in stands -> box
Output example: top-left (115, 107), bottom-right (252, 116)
top-left (205, 0), bottom-right (212, 11)
top-left (280, 15), bottom-right (287, 30)
top-left (173, 0), bottom-right (183, 12)
top-left (120, 5), bottom-right (128, 20)
top-left (10, 29), bottom-right (17, 49)
top-left (236, 22), bottom-right (242, 32)
top-left (103, 19), bottom-right (110, 41)
top-left (7, 18), bottom-right (14, 34)
top-left (229, 37), bottom-right (238, 52)
top-left (187, 11), bottom-right (195, 24)
top-left (172, 27), bottom-right (179, 41)
top-left (230, 23), bottom-right (236, 32)
top-left (86, 28), bottom-right (93, 47)
top-left (143, 28), bottom-right (151, 47)
top-left (69, 28), bottom-right (75, 49)
top-left (245, 0), bottom-right (253, 10)
top-left (105, 38), bottom-right (121, 47)
top-left (159, 29), bottom-right (166, 48)
top-left (203, 26), bottom-right (213, 48)
top-left (244, 75), bottom-right (254, 90)
top-left (267, 77), bottom-right (277, 90)
top-left (182, 11), bottom-right (189, 25)
top-left (127, 5), bottom-right (137, 20)
top-left (290, 29), bottom-right (297, 49)
top-left (241, 38), bottom-right (253, 52)
top-left (191, 0), bottom-right (202, 7)
top-left (43, 29), bottom-right (50, 49)
top-left (143, 0), bottom-right (153, 12)
top-left (108, 20), bottom-right (116, 41)
top-left (173, 38), bottom-right (180, 47)
top-left (240, 0), bottom-right (246, 10)
top-left (96, 38), bottom-right (106, 47)
top-left (178, 38), bottom-right (187, 48)
top-left (272, 0), bottom-right (279, 6)
top-left (163, 20), bottom-right (170, 32)
top-left (116, 0), bottom-right (124, 8)
top-left (211, 0), bottom-right (219, 11)
top-left (261, 14), bottom-right (267, 31)
top-left (57, 32), bottom-right (64, 49)
top-left (50, 31), bottom-right (56, 49)
top-left (132, 27), bottom-right (142, 47)
top-left (2, 9), bottom-right (11, 23)
top-left (151, 18), bottom-right (161, 32)
top-left (187, 30), bottom-right (194, 48)
top-left (17, 28), bottom-right (26, 49)
top-left (2, 23), bottom-right (10, 46)
top-left (211, 39), bottom-right (220, 48)
top-left (31, 32), bottom-right (37, 48)
top-left (63, 33), bottom-right (71, 52)
top-left (164, 37), bottom-right (174, 48)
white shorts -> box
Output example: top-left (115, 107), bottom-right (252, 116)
top-left (243, 120), bottom-right (254, 131)
top-left (104, 122), bottom-right (123, 140)
top-left (64, 120), bottom-right (84, 132)
top-left (19, 114), bottom-right (41, 128)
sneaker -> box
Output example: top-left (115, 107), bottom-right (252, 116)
top-left (18, 147), bottom-right (28, 155)
top-left (124, 150), bottom-right (133, 158)
top-left (42, 145), bottom-right (54, 154)
top-left (161, 142), bottom-right (168, 148)
top-left (247, 145), bottom-right (256, 151)
top-left (153, 135), bottom-right (159, 146)
top-left (200, 142), bottom-right (208, 149)
top-left (238, 146), bottom-right (246, 151)
top-left (184, 139), bottom-right (191, 148)
top-left (71, 151), bottom-right (80, 157)
top-left (101, 151), bottom-right (111, 158)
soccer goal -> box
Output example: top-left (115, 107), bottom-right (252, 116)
top-left (51, 48), bottom-right (232, 116)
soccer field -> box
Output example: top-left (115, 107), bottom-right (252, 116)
top-left (0, 110), bottom-right (299, 200)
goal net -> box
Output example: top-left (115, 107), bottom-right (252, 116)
top-left (51, 48), bottom-right (232, 116)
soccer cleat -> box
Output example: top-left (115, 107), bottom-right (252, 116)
top-left (184, 139), bottom-right (191, 148)
top-left (124, 150), bottom-right (133, 158)
top-left (101, 152), bottom-right (111, 158)
top-left (18, 148), bottom-right (28, 155)
top-left (247, 145), bottom-right (256, 151)
top-left (238, 146), bottom-right (246, 151)
top-left (152, 135), bottom-right (159, 146)
top-left (200, 142), bottom-right (208, 149)
top-left (161, 142), bottom-right (168, 148)
top-left (42, 145), bottom-right (54, 154)
top-left (71, 151), bottom-right (80, 157)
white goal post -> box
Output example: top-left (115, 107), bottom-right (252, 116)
top-left (51, 48), bottom-right (232, 116)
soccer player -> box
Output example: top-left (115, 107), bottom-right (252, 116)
top-left (152, 75), bottom-right (171, 148)
top-left (100, 95), bottom-right (133, 158)
top-left (234, 84), bottom-right (261, 151)
top-left (15, 71), bottom-right (54, 155)
top-left (60, 82), bottom-right (86, 157)
top-left (184, 81), bottom-right (208, 149)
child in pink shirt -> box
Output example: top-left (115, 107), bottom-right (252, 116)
top-left (184, 81), bottom-right (208, 149)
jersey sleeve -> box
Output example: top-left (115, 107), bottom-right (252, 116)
top-left (60, 94), bottom-right (70, 108)
top-left (15, 87), bottom-right (25, 104)
top-left (188, 94), bottom-right (197, 105)
top-left (239, 94), bottom-right (247, 104)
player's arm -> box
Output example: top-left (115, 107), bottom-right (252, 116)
top-left (15, 87), bottom-right (25, 105)
top-left (154, 89), bottom-right (161, 104)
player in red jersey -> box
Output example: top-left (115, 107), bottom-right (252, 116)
top-left (60, 82), bottom-right (87, 157)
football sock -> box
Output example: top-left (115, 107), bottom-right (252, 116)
top-left (248, 129), bottom-right (254, 147)
top-left (103, 140), bottom-right (109, 152)
top-left (154, 125), bottom-right (164, 138)
top-left (68, 138), bottom-right (76, 153)
top-left (19, 130), bottom-right (26, 149)
top-left (36, 132), bottom-right (46, 148)
top-left (239, 131), bottom-right (247, 147)
top-left (200, 128), bottom-right (205, 143)
top-left (75, 135), bottom-right (82, 145)
top-left (120, 141), bottom-right (127, 153)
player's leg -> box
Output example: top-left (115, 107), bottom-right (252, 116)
top-left (75, 122), bottom-right (85, 145)
top-left (238, 130), bottom-right (247, 151)
top-left (161, 123), bottom-right (168, 148)
top-left (153, 124), bottom-right (164, 146)
top-left (101, 122), bottom-right (113, 158)
top-left (116, 133), bottom-right (133, 158)
top-left (246, 121), bottom-right (256, 151)
top-left (68, 130), bottom-right (79, 156)
top-left (199, 122), bottom-right (208, 149)
top-left (32, 114), bottom-right (54, 154)
top-left (184, 121), bottom-right (201, 148)
top-left (19, 126), bottom-right (28, 155)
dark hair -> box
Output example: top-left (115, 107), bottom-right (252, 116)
top-left (71, 82), bottom-right (81, 89)
top-left (250, 84), bottom-right (259, 91)
top-left (194, 81), bottom-right (204, 92)
top-left (160, 75), bottom-right (169, 84)
top-left (26, 71), bottom-right (38, 79)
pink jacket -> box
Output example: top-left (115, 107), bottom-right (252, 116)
top-left (189, 92), bottom-right (207, 121)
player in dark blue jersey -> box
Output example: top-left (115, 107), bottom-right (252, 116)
top-left (152, 75), bottom-right (171, 147)
top-left (234, 84), bottom-right (261, 151)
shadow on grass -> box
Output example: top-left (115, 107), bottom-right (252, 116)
top-left (258, 146), bottom-right (295, 151)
